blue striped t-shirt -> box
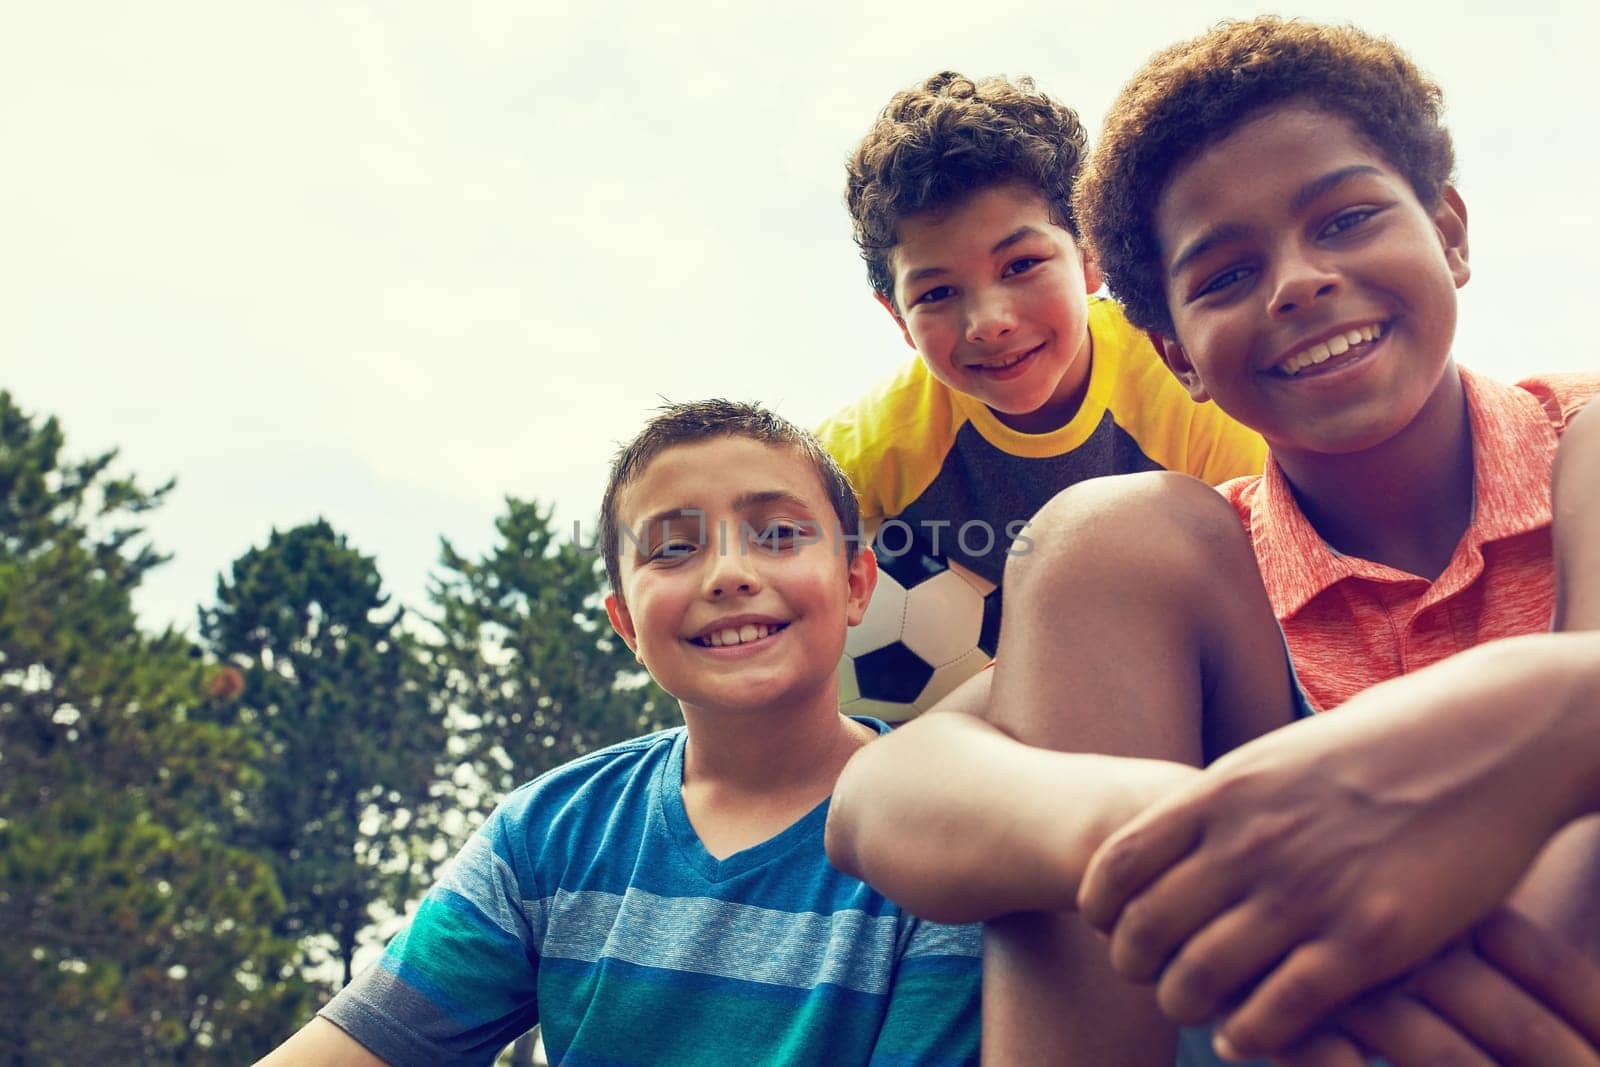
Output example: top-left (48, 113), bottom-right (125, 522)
top-left (321, 721), bottom-right (982, 1066)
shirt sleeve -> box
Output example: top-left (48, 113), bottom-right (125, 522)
top-left (1519, 372), bottom-right (1600, 435)
top-left (817, 403), bottom-right (889, 525)
top-left (867, 918), bottom-right (982, 1066)
top-left (319, 811), bottom-right (541, 1067)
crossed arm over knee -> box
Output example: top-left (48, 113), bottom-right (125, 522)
top-left (829, 418), bottom-right (1600, 1063)
top-left (1079, 402), bottom-right (1600, 1059)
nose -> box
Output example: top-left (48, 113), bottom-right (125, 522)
top-left (1268, 247), bottom-right (1339, 317)
top-left (965, 287), bottom-right (1017, 344)
top-left (702, 538), bottom-right (762, 599)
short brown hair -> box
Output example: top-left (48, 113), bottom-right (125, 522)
top-left (599, 399), bottom-right (861, 599)
top-left (1076, 17), bottom-right (1455, 336)
top-left (847, 72), bottom-right (1088, 308)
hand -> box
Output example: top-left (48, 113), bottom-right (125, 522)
top-left (1078, 636), bottom-right (1596, 1057)
top-left (1265, 910), bottom-right (1600, 1066)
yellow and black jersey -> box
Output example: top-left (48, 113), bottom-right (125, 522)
top-left (816, 297), bottom-right (1267, 587)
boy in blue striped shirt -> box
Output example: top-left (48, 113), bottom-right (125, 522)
top-left (256, 400), bottom-right (981, 1067)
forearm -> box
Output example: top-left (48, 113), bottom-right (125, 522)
top-left (1327, 631), bottom-right (1600, 844)
top-left (825, 709), bottom-right (1192, 923)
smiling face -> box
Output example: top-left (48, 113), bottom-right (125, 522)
top-left (884, 182), bottom-right (1104, 434)
top-left (604, 436), bottom-right (876, 718)
top-left (1152, 106), bottom-right (1470, 461)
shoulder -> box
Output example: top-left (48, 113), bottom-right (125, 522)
top-left (815, 358), bottom-right (962, 461)
top-left (490, 729), bottom-right (679, 841)
top-left (1513, 373), bottom-right (1600, 436)
top-left (427, 729), bottom-right (681, 922)
top-left (1086, 299), bottom-right (1188, 426)
top-left (815, 359), bottom-right (967, 519)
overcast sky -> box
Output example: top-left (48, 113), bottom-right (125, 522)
top-left (5, 2), bottom-right (1595, 632)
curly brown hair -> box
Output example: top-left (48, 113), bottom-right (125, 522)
top-left (1075, 17), bottom-right (1455, 336)
top-left (847, 72), bottom-right (1088, 309)
top-left (599, 399), bottom-right (861, 600)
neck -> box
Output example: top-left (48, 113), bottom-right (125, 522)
top-left (679, 688), bottom-right (873, 796)
top-left (1274, 366), bottom-right (1474, 581)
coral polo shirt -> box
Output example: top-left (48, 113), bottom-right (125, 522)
top-left (1224, 368), bottom-right (1600, 713)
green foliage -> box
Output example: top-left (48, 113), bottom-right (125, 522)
top-left (428, 498), bottom-right (671, 820)
top-left (199, 520), bottom-right (445, 988)
top-left (0, 391), bottom-right (311, 1066)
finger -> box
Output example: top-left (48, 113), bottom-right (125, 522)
top-left (1412, 943), bottom-right (1600, 1066)
top-left (1078, 803), bottom-right (1203, 932)
top-left (1156, 891), bottom-right (1310, 1024)
top-left (1336, 989), bottom-right (1495, 1067)
top-left (1474, 909), bottom-right (1600, 1045)
top-left (1217, 939), bottom-right (1383, 1057)
top-left (1102, 846), bottom-right (1255, 986)
top-left (1266, 1029), bottom-right (1368, 1067)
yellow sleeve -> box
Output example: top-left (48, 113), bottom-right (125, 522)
top-left (1091, 300), bottom-right (1267, 486)
top-left (815, 359), bottom-right (963, 524)
top-left (1186, 400), bottom-right (1269, 484)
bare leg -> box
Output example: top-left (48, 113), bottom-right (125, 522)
top-left (982, 472), bottom-right (1297, 1065)
top-left (1553, 397), bottom-right (1600, 633)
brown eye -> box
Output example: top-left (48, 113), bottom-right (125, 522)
top-left (1003, 256), bottom-right (1043, 277)
top-left (1197, 266), bottom-right (1251, 298)
top-left (1320, 208), bottom-right (1377, 238)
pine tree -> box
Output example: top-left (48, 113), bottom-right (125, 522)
top-left (428, 498), bottom-right (670, 821)
top-left (199, 520), bottom-right (445, 988)
top-left (0, 391), bottom-right (310, 1066)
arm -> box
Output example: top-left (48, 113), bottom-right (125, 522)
top-left (1554, 395), bottom-right (1600, 630)
top-left (255, 819), bottom-right (542, 1066)
top-left (824, 670), bottom-right (1198, 924)
top-left (1268, 910), bottom-right (1600, 1067)
top-left (254, 1017), bottom-right (388, 1067)
top-left (1079, 630), bottom-right (1600, 1058)
top-left (829, 473), bottom-right (1292, 928)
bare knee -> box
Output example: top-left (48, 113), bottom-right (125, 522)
top-left (1006, 471), bottom-right (1252, 601)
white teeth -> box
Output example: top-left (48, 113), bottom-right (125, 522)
top-left (704, 623), bottom-right (772, 647)
top-left (1280, 323), bottom-right (1385, 376)
top-left (979, 352), bottom-right (1025, 370)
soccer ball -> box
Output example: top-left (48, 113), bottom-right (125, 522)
top-left (838, 547), bottom-right (1002, 724)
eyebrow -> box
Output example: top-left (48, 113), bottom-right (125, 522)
top-left (633, 507), bottom-right (707, 543)
top-left (634, 491), bottom-right (811, 537)
top-left (1167, 165), bottom-right (1385, 278)
top-left (731, 489), bottom-right (812, 513)
top-left (903, 226), bottom-right (1045, 284)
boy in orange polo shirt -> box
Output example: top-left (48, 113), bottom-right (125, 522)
top-left (826, 17), bottom-right (1600, 1064)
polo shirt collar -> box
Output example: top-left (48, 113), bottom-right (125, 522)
top-left (1250, 367), bottom-right (1558, 620)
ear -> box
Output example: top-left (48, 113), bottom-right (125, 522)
top-left (1148, 330), bottom-right (1210, 403)
top-left (1435, 184), bottom-right (1470, 290)
top-left (875, 292), bottom-right (917, 351)
top-left (604, 592), bottom-right (638, 653)
top-left (844, 546), bottom-right (879, 628)
top-left (1080, 244), bottom-right (1105, 294)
